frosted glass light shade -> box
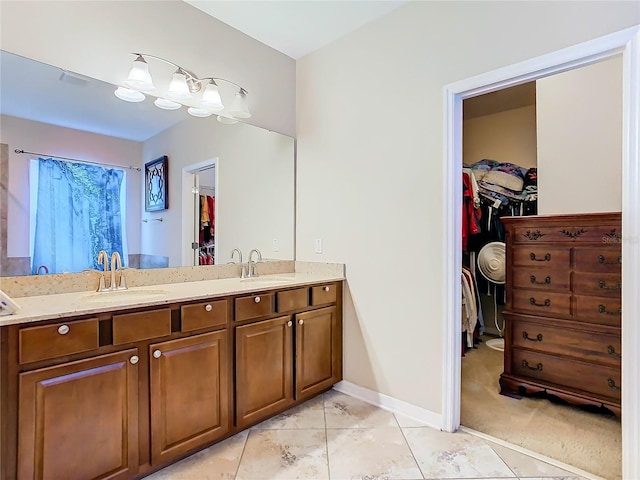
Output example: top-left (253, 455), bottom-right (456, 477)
top-left (114, 87), bottom-right (145, 103)
top-left (217, 115), bottom-right (238, 124)
top-left (201, 82), bottom-right (224, 110)
top-left (187, 107), bottom-right (212, 118)
top-left (167, 72), bottom-right (192, 100)
top-left (228, 90), bottom-right (251, 118)
top-left (124, 56), bottom-right (155, 91)
top-left (154, 98), bottom-right (182, 110)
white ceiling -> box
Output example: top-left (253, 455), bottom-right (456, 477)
top-left (184, 1), bottom-right (408, 59)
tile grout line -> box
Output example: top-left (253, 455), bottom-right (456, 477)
top-left (232, 430), bottom-right (251, 480)
top-left (394, 414), bottom-right (427, 480)
top-left (324, 391), bottom-right (332, 480)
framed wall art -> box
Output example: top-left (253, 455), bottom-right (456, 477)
top-left (145, 155), bottom-right (168, 212)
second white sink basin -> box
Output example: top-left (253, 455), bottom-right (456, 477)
top-left (82, 289), bottom-right (168, 303)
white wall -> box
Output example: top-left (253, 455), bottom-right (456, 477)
top-left (0, 115), bottom-right (142, 259)
top-left (143, 118), bottom-right (294, 267)
top-left (0, 0), bottom-right (295, 137)
top-left (296, 2), bottom-right (639, 413)
top-left (537, 55), bottom-right (623, 214)
top-left (463, 106), bottom-right (537, 168)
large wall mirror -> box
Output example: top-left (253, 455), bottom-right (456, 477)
top-left (0, 50), bottom-right (295, 276)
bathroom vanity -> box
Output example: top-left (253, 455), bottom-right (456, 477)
top-left (0, 273), bottom-right (343, 480)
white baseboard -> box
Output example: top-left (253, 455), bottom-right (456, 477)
top-left (333, 381), bottom-right (442, 430)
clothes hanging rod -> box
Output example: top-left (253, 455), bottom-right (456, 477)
top-left (199, 184), bottom-right (215, 190)
top-left (14, 149), bottom-right (142, 172)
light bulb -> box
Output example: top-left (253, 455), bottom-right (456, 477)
top-left (114, 87), bottom-right (145, 103)
top-left (124, 55), bottom-right (155, 91)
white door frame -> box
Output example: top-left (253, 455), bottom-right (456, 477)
top-left (442, 26), bottom-right (640, 478)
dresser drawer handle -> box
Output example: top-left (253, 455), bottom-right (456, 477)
top-left (607, 345), bottom-right (622, 359)
top-left (323, 286), bottom-right (330, 292)
top-left (529, 297), bottom-right (551, 307)
top-left (607, 378), bottom-right (621, 391)
top-left (598, 255), bottom-right (622, 265)
top-left (598, 280), bottom-right (621, 290)
top-left (598, 304), bottom-right (621, 316)
top-left (57, 325), bottom-right (70, 335)
top-left (530, 275), bottom-right (551, 285)
top-left (254, 296), bottom-right (261, 303)
top-left (529, 253), bottom-right (551, 262)
top-left (522, 331), bottom-right (543, 342)
top-left (522, 360), bottom-right (543, 372)
top-left (205, 304), bottom-right (213, 312)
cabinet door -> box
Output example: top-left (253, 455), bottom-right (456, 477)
top-left (18, 349), bottom-right (139, 480)
top-left (236, 316), bottom-right (293, 428)
top-left (295, 306), bottom-right (340, 399)
top-left (149, 330), bottom-right (229, 465)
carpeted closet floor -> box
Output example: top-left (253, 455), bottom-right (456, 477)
top-left (461, 337), bottom-right (622, 480)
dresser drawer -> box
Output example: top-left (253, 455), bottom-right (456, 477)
top-left (573, 272), bottom-right (621, 297)
top-left (574, 295), bottom-right (621, 327)
top-left (512, 247), bottom-right (569, 269)
top-left (19, 318), bottom-right (99, 364)
top-left (513, 224), bottom-right (620, 244)
top-left (112, 308), bottom-right (171, 345)
top-left (181, 299), bottom-right (227, 332)
top-left (510, 318), bottom-right (621, 367)
top-left (311, 284), bottom-right (337, 306)
top-left (511, 348), bottom-right (621, 401)
top-left (512, 267), bottom-right (570, 291)
top-left (574, 247), bottom-right (621, 273)
top-left (511, 289), bottom-right (571, 316)
top-left (277, 288), bottom-right (309, 312)
top-left (235, 293), bottom-right (274, 321)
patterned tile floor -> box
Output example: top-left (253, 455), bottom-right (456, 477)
top-left (145, 390), bottom-right (597, 480)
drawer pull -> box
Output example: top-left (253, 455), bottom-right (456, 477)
top-left (521, 360), bottom-right (543, 372)
top-left (287, 320), bottom-right (292, 327)
top-left (598, 304), bottom-right (621, 316)
top-left (130, 355), bottom-right (139, 365)
top-left (598, 255), bottom-right (622, 265)
top-left (607, 378), bottom-right (621, 391)
top-left (607, 345), bottom-right (622, 359)
top-left (299, 319), bottom-right (304, 325)
top-left (598, 280), bottom-right (621, 290)
top-left (254, 296), bottom-right (261, 303)
top-left (522, 331), bottom-right (543, 342)
top-left (530, 275), bottom-right (551, 285)
top-left (153, 350), bottom-right (162, 359)
top-left (529, 297), bottom-right (551, 307)
top-left (323, 286), bottom-right (330, 292)
top-left (205, 304), bottom-right (213, 312)
top-left (529, 253), bottom-right (551, 262)
top-left (57, 325), bottom-right (70, 335)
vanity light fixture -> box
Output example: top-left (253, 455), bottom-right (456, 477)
top-left (115, 53), bottom-right (251, 119)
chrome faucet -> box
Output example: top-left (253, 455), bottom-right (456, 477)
top-left (231, 248), bottom-right (246, 278)
top-left (247, 249), bottom-right (262, 278)
top-left (96, 250), bottom-right (109, 291)
top-left (110, 252), bottom-right (127, 291)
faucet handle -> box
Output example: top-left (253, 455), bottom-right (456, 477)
top-left (119, 272), bottom-right (128, 290)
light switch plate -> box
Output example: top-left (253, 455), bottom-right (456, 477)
top-left (314, 238), bottom-right (323, 254)
top-left (272, 238), bottom-right (279, 252)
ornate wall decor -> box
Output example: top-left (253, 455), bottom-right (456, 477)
top-left (145, 156), bottom-right (168, 212)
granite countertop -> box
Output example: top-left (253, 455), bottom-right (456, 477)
top-left (0, 272), bottom-right (344, 327)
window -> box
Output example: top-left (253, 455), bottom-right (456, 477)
top-left (30, 158), bottom-right (128, 274)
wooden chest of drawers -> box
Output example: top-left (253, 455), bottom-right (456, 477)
top-left (500, 212), bottom-right (621, 416)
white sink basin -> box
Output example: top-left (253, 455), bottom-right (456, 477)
top-left (239, 276), bottom-right (296, 285)
top-left (82, 289), bottom-right (168, 303)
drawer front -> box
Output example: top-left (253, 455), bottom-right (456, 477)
top-left (510, 318), bottom-right (621, 367)
top-left (311, 284), bottom-right (337, 306)
top-left (277, 288), bottom-right (309, 313)
top-left (511, 348), bottom-right (621, 401)
top-left (513, 224), bottom-right (620, 244)
top-left (235, 293), bottom-right (274, 321)
top-left (512, 247), bottom-right (569, 269)
top-left (181, 300), bottom-right (227, 332)
top-left (574, 295), bottom-right (621, 327)
top-left (511, 289), bottom-right (571, 316)
top-left (574, 247), bottom-right (622, 273)
top-left (573, 272), bottom-right (621, 297)
top-left (19, 318), bottom-right (99, 364)
top-left (113, 308), bottom-right (171, 345)
top-left (512, 267), bottom-right (570, 291)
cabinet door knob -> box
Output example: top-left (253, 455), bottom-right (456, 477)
top-left (130, 355), bottom-right (139, 365)
top-left (323, 286), bottom-right (330, 292)
top-left (57, 325), bottom-right (70, 335)
top-left (153, 350), bottom-right (162, 359)
top-left (254, 296), bottom-right (261, 303)
top-left (299, 319), bottom-right (304, 325)
top-left (205, 304), bottom-right (213, 312)
top-left (287, 320), bottom-right (292, 327)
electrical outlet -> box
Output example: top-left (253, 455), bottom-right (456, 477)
top-left (272, 238), bottom-right (279, 252)
top-left (314, 238), bottom-right (323, 254)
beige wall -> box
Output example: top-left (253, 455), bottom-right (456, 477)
top-left (537, 55), bottom-right (623, 214)
top-left (463, 106), bottom-right (537, 169)
top-left (296, 2), bottom-right (639, 413)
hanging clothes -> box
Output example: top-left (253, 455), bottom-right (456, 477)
top-left (461, 270), bottom-right (478, 349)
